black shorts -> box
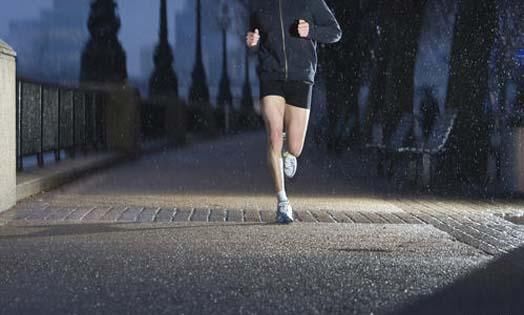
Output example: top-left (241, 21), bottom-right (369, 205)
top-left (260, 80), bottom-right (313, 109)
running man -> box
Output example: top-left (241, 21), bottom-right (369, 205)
top-left (246, 0), bottom-right (341, 224)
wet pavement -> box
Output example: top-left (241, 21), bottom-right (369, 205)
top-left (1, 132), bottom-right (524, 314)
top-left (0, 223), bottom-right (499, 315)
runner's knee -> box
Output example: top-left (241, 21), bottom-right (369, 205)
top-left (268, 129), bottom-right (284, 153)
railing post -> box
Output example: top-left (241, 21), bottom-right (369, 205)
top-left (0, 40), bottom-right (17, 212)
top-left (16, 80), bottom-right (23, 170)
top-left (70, 90), bottom-right (76, 158)
top-left (422, 153), bottom-right (431, 187)
top-left (38, 85), bottom-right (44, 167)
top-left (56, 88), bottom-right (61, 161)
top-left (83, 92), bottom-right (88, 155)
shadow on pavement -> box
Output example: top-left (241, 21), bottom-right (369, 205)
top-left (0, 222), bottom-right (267, 241)
top-left (391, 244), bottom-right (524, 315)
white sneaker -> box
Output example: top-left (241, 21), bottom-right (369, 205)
top-left (276, 201), bottom-right (294, 224)
top-left (283, 151), bottom-right (297, 178)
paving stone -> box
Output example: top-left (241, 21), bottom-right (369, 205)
top-left (480, 218), bottom-right (524, 241)
top-left (429, 218), bottom-right (502, 256)
top-left (376, 212), bottom-right (405, 224)
top-left (400, 201), bottom-right (509, 255)
top-left (173, 208), bottom-right (193, 222)
top-left (291, 210), bottom-right (315, 223)
top-left (100, 206), bottom-right (128, 222)
top-left (226, 209), bottom-right (243, 222)
top-left (391, 212), bottom-right (425, 224)
top-left (64, 207), bottom-right (96, 221)
top-left (259, 210), bottom-right (275, 223)
top-left (190, 208), bottom-right (210, 222)
top-left (464, 219), bottom-right (523, 248)
top-left (82, 207), bottom-right (112, 222)
top-left (209, 209), bottom-right (226, 222)
top-left (244, 209), bottom-right (260, 223)
top-left (24, 206), bottom-right (56, 221)
top-left (154, 208), bottom-right (175, 222)
top-left (359, 211), bottom-right (388, 224)
top-left (439, 215), bottom-right (515, 251)
top-left (413, 201), bottom-right (517, 249)
top-left (136, 207), bottom-right (160, 223)
top-left (426, 202), bottom-right (524, 242)
top-left (345, 212), bottom-right (372, 224)
top-left (401, 208), bottom-right (437, 227)
top-left (45, 208), bottom-right (77, 221)
top-left (117, 207), bottom-right (144, 222)
top-left (1, 207), bottom-right (40, 220)
top-left (40, 208), bottom-right (64, 220)
top-left (329, 211), bottom-right (355, 223)
top-left (309, 210), bottom-right (335, 223)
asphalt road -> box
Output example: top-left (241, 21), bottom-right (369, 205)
top-left (2, 222), bottom-right (514, 315)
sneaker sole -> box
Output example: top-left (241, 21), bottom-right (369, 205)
top-left (283, 155), bottom-right (297, 179)
top-left (276, 213), bottom-right (294, 224)
top-left (284, 168), bottom-right (297, 179)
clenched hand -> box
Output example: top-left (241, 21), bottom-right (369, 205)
top-left (298, 19), bottom-right (309, 38)
top-left (246, 29), bottom-right (260, 48)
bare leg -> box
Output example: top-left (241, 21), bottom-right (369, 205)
top-left (261, 96), bottom-right (286, 193)
top-left (284, 104), bottom-right (311, 158)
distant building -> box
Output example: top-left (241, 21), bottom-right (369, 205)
top-left (6, 0), bottom-right (91, 84)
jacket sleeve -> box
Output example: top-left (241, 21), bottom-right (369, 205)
top-left (308, 0), bottom-right (342, 44)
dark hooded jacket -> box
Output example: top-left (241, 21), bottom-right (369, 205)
top-left (250, 0), bottom-right (342, 84)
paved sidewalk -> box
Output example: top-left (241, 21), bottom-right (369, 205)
top-left (3, 132), bottom-right (524, 256)
top-left (1, 132), bottom-right (524, 313)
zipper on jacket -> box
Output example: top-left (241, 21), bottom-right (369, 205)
top-left (278, 0), bottom-right (288, 80)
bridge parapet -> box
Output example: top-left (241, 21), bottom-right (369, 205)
top-left (0, 40), bottom-right (16, 212)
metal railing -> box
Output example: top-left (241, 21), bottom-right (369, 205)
top-left (15, 78), bottom-right (107, 171)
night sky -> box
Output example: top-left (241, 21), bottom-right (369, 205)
top-left (0, 0), bottom-right (188, 78)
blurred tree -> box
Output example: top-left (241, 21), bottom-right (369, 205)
top-left (188, 0), bottom-right (210, 105)
top-left (363, 0), bottom-right (392, 143)
top-left (149, 0), bottom-right (178, 98)
top-left (387, 0), bottom-right (427, 119)
top-left (237, 0), bottom-right (260, 130)
top-left (490, 0), bottom-right (524, 113)
top-left (80, 0), bottom-right (127, 84)
top-left (364, 0), bottom-right (426, 142)
top-left (188, 0), bottom-right (215, 134)
top-left (216, 1), bottom-right (234, 133)
top-left (322, 0), bottom-right (363, 153)
top-left (445, 0), bottom-right (497, 183)
top-left (419, 86), bottom-right (440, 139)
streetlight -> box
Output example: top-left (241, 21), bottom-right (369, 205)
top-left (217, 0), bottom-right (233, 133)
